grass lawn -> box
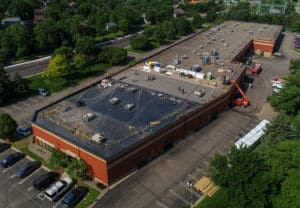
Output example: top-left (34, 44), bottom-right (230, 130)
top-left (95, 31), bottom-right (124, 42)
top-left (76, 187), bottom-right (100, 208)
top-left (27, 63), bottom-right (111, 93)
top-left (196, 189), bottom-right (229, 208)
top-left (4, 136), bottom-right (56, 170)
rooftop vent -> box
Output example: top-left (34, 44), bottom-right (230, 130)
top-left (124, 103), bottom-right (135, 110)
top-left (91, 133), bottom-right (105, 143)
top-left (64, 106), bottom-right (72, 112)
top-left (211, 49), bottom-right (218, 56)
top-left (84, 113), bottom-right (96, 122)
top-left (129, 87), bottom-right (138, 93)
top-left (182, 55), bottom-right (188, 59)
top-left (110, 97), bottom-right (120, 105)
top-left (76, 100), bottom-right (85, 107)
top-left (191, 64), bottom-right (201, 72)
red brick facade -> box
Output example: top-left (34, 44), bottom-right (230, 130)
top-left (32, 125), bottom-right (109, 185)
top-left (253, 39), bottom-right (275, 55)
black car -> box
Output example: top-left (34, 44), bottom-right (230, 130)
top-left (15, 161), bottom-right (41, 178)
top-left (33, 172), bottom-right (60, 191)
top-left (60, 186), bottom-right (89, 208)
top-left (0, 143), bottom-right (11, 153)
top-left (0, 152), bottom-right (25, 168)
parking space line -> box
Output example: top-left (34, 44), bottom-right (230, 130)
top-left (19, 168), bottom-right (41, 185)
top-left (28, 186), bottom-right (33, 191)
top-left (37, 193), bottom-right (46, 201)
top-left (156, 200), bottom-right (170, 208)
top-left (169, 189), bottom-right (189, 205)
top-left (10, 174), bottom-right (16, 179)
top-left (3, 165), bottom-right (16, 173)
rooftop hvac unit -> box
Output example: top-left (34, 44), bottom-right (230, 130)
top-left (91, 133), bottom-right (105, 143)
top-left (191, 64), bottom-right (201, 72)
top-left (84, 113), bottom-right (96, 122)
top-left (110, 97), bottom-right (120, 105)
top-left (211, 49), bottom-right (218, 56)
top-left (182, 55), bottom-right (188, 59)
top-left (124, 103), bottom-right (135, 110)
top-left (129, 87), bottom-right (137, 93)
top-left (202, 56), bottom-right (210, 65)
top-left (173, 58), bottom-right (180, 65)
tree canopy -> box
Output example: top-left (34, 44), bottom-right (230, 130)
top-left (0, 113), bottom-right (17, 139)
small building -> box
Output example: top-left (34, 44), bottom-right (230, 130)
top-left (105, 22), bottom-right (117, 31)
top-left (34, 9), bottom-right (45, 23)
top-left (1, 17), bottom-right (21, 26)
top-left (173, 8), bottom-right (185, 18)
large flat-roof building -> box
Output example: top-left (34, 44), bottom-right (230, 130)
top-left (32, 21), bottom-right (282, 185)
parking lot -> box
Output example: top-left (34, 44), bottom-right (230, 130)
top-left (0, 148), bottom-right (69, 208)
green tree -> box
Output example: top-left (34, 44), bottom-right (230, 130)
top-left (192, 14), bottom-right (204, 29)
top-left (66, 157), bottom-right (89, 179)
top-left (130, 34), bottom-right (151, 50)
top-left (0, 67), bottom-right (14, 104)
top-left (44, 55), bottom-right (70, 79)
top-left (8, 0), bottom-right (38, 20)
top-left (206, 9), bottom-right (217, 22)
top-left (13, 73), bottom-right (29, 97)
top-left (98, 46), bottom-right (127, 65)
top-left (0, 113), bottom-right (17, 139)
top-left (1, 23), bottom-right (31, 60)
top-left (49, 150), bottom-right (69, 169)
top-left (75, 36), bottom-right (96, 57)
top-left (34, 19), bottom-right (70, 52)
top-left (53, 46), bottom-right (74, 60)
top-left (175, 17), bottom-right (192, 36)
top-left (0, 0), bottom-right (10, 13)
top-left (209, 147), bottom-right (271, 208)
top-left (74, 54), bottom-right (89, 70)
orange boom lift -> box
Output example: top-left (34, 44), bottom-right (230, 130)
top-left (230, 80), bottom-right (249, 108)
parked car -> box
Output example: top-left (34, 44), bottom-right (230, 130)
top-left (33, 171), bottom-right (60, 191)
top-left (45, 176), bottom-right (73, 202)
top-left (0, 143), bottom-right (11, 153)
top-left (16, 124), bottom-right (32, 137)
top-left (0, 152), bottom-right (25, 168)
top-left (15, 161), bottom-right (41, 178)
top-left (37, 88), bottom-right (50, 96)
top-left (60, 186), bottom-right (89, 208)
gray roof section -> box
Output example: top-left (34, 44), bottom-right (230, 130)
top-left (33, 81), bottom-right (198, 160)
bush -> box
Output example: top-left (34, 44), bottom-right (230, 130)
top-left (49, 150), bottom-right (68, 169)
top-left (66, 157), bottom-right (89, 179)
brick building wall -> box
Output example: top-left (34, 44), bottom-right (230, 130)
top-left (253, 39), bottom-right (275, 57)
top-left (32, 124), bottom-right (109, 185)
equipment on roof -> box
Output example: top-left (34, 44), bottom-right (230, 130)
top-left (211, 49), bottom-right (218, 56)
top-left (249, 63), bottom-right (262, 76)
top-left (84, 113), bottom-right (96, 122)
top-left (202, 56), bottom-right (210, 65)
top-left (191, 64), bottom-right (201, 72)
top-left (76, 100), bottom-right (85, 107)
top-left (110, 97), bottom-right (120, 105)
top-left (230, 80), bottom-right (249, 108)
top-left (124, 103), bottom-right (135, 110)
top-left (91, 133), bottom-right (105, 143)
